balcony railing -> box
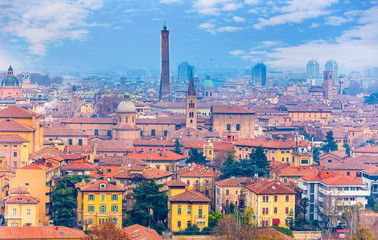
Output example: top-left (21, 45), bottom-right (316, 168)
top-left (4, 214), bottom-right (22, 219)
top-left (319, 187), bottom-right (370, 197)
top-left (195, 215), bottom-right (206, 222)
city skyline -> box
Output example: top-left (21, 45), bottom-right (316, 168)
top-left (0, 0), bottom-right (377, 74)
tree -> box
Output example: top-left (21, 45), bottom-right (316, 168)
top-left (300, 197), bottom-right (309, 221)
top-left (219, 158), bottom-right (255, 180)
top-left (50, 176), bottom-right (78, 227)
top-left (285, 209), bottom-right (295, 230)
top-left (322, 131), bottom-right (338, 153)
top-left (82, 221), bottom-right (130, 240)
top-left (125, 179), bottom-right (168, 233)
top-left (349, 226), bottom-right (376, 240)
top-left (344, 143), bottom-right (351, 157)
top-left (241, 207), bottom-right (255, 228)
top-left (313, 147), bottom-right (321, 164)
top-left (341, 203), bottom-right (364, 235)
top-left (186, 148), bottom-right (207, 164)
top-left (173, 138), bottom-right (183, 155)
top-left (249, 146), bottom-right (270, 177)
top-left (209, 211), bottom-right (224, 228)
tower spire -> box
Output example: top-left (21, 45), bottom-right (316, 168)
top-left (187, 71), bottom-right (196, 96)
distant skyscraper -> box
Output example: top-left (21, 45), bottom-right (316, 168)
top-left (252, 63), bottom-right (267, 86)
top-left (325, 59), bottom-right (338, 85)
top-left (178, 62), bottom-right (194, 83)
top-left (306, 59), bottom-right (319, 79)
top-left (160, 23), bottom-right (170, 101)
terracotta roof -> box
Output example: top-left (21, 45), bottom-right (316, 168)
top-left (246, 179), bottom-right (296, 195)
top-left (94, 140), bottom-right (133, 152)
top-left (123, 224), bottom-right (162, 240)
top-left (127, 151), bottom-right (186, 162)
top-left (20, 163), bottom-right (43, 170)
top-left (136, 117), bottom-right (185, 125)
top-left (114, 166), bottom-right (173, 180)
top-left (0, 118), bottom-right (34, 132)
top-left (44, 127), bottom-right (88, 137)
top-left (96, 156), bottom-right (148, 166)
top-left (301, 171), bottom-right (365, 186)
top-left (64, 145), bottom-right (94, 153)
top-left (6, 194), bottom-right (39, 204)
top-left (62, 117), bottom-right (117, 124)
top-left (215, 177), bottom-right (254, 187)
top-left (211, 104), bottom-right (255, 114)
top-left (0, 135), bottom-right (29, 143)
top-left (329, 150), bottom-right (348, 159)
top-left (133, 139), bottom-right (175, 147)
top-left (166, 179), bottom-right (188, 187)
top-left (0, 226), bottom-right (85, 239)
top-left (178, 164), bottom-right (216, 178)
top-left (169, 190), bottom-right (211, 203)
top-left (78, 180), bottom-right (124, 192)
top-left (363, 167), bottom-right (378, 175)
top-left (0, 105), bottom-right (41, 118)
top-left (275, 165), bottom-right (321, 177)
top-left (61, 162), bottom-right (98, 171)
top-left (353, 145), bottom-right (378, 154)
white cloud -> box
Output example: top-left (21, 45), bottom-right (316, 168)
top-left (245, 0), bottom-right (259, 5)
top-left (254, 0), bottom-right (338, 29)
top-left (193, 0), bottom-right (242, 15)
top-left (216, 26), bottom-right (244, 32)
top-left (233, 16), bottom-right (246, 22)
top-left (0, 0), bottom-right (104, 56)
top-left (230, 50), bottom-right (246, 55)
top-left (325, 16), bottom-right (349, 25)
top-left (310, 23), bottom-right (320, 28)
top-left (222, 2), bottom-right (243, 11)
top-left (232, 6), bottom-right (378, 71)
top-left (198, 22), bottom-right (216, 29)
top-left (160, 0), bottom-right (182, 3)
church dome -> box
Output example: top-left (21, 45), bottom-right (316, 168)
top-left (2, 65), bottom-right (19, 87)
top-left (202, 79), bottom-right (214, 88)
top-left (117, 92), bottom-right (136, 112)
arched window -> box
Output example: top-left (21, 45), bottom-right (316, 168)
top-left (284, 177), bottom-right (287, 183)
top-left (236, 124), bottom-right (240, 131)
top-left (226, 124), bottom-right (231, 130)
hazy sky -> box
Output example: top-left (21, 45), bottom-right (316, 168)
top-left (0, 0), bottom-right (377, 74)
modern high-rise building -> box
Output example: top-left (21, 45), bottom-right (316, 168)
top-left (306, 59), bottom-right (319, 79)
top-left (325, 59), bottom-right (338, 85)
top-left (252, 63), bottom-right (267, 86)
top-left (160, 24), bottom-right (170, 101)
top-left (178, 62), bottom-right (194, 83)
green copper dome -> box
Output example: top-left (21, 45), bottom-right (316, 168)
top-left (202, 79), bottom-right (214, 88)
top-left (1, 76), bottom-right (19, 87)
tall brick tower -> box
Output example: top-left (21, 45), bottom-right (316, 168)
top-left (160, 23), bottom-right (170, 101)
top-left (323, 70), bottom-right (334, 100)
top-left (186, 73), bottom-right (197, 129)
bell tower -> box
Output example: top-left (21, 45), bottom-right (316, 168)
top-left (186, 73), bottom-right (197, 129)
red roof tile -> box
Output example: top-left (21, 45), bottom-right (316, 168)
top-left (246, 179), bottom-right (296, 195)
top-left (169, 190), bottom-right (211, 203)
top-left (353, 145), bottom-right (378, 154)
top-left (166, 179), bottom-right (188, 187)
top-left (123, 224), bottom-right (162, 240)
top-left (0, 226), bottom-right (85, 239)
top-left (78, 180), bottom-right (124, 192)
top-left (0, 105), bottom-right (41, 118)
top-left (211, 104), bottom-right (255, 114)
top-left (215, 177), bottom-right (254, 187)
top-left (114, 166), bottom-right (173, 180)
top-left (0, 135), bottom-right (29, 143)
top-left (62, 117), bottom-right (117, 124)
top-left (44, 127), bottom-right (88, 137)
top-left (178, 164), bottom-right (216, 178)
top-left (61, 162), bottom-right (98, 171)
top-left (0, 118), bottom-right (34, 132)
top-left (234, 139), bottom-right (308, 149)
top-left (302, 171), bottom-right (365, 186)
top-left (6, 194), bottom-right (39, 204)
top-left (127, 151), bottom-right (186, 162)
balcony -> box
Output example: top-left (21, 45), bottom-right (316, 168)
top-left (4, 214), bottom-right (22, 219)
top-left (298, 182), bottom-right (307, 191)
top-left (195, 215), bottom-right (206, 223)
top-left (319, 187), bottom-right (370, 197)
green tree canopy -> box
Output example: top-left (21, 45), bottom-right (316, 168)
top-left (186, 148), bottom-right (207, 164)
top-left (249, 146), bottom-right (270, 177)
top-left (173, 138), bottom-right (183, 155)
top-left (125, 179), bottom-right (168, 233)
top-left (322, 131), bottom-right (338, 153)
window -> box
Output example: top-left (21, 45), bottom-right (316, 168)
top-left (177, 221), bottom-right (181, 228)
top-left (263, 196), bottom-right (269, 202)
top-left (274, 207), bottom-right (277, 214)
top-left (13, 208), bottom-right (16, 216)
top-left (94, 129), bottom-right (99, 136)
top-left (88, 194), bottom-right (95, 201)
top-left (285, 207), bottom-right (289, 214)
top-left (151, 129), bottom-right (155, 136)
top-left (100, 206), bottom-right (106, 213)
top-left (27, 209), bottom-right (31, 215)
top-left (188, 206), bottom-right (191, 215)
top-left (88, 206), bottom-right (94, 212)
top-left (262, 208), bottom-right (268, 215)
top-left (347, 172), bottom-right (350, 176)
top-left (226, 124), bottom-right (231, 130)
top-left (88, 218), bottom-right (93, 224)
top-left (284, 177), bottom-right (287, 183)
top-left (301, 159), bottom-right (309, 164)
top-left (282, 157), bottom-right (284, 162)
top-left (294, 177), bottom-right (298, 184)
top-left (68, 139), bottom-right (73, 145)
top-left (187, 180), bottom-right (190, 185)
top-left (164, 130), bottom-right (168, 136)
top-left (356, 172), bottom-right (361, 177)
top-left (199, 206), bottom-right (203, 217)
top-left (226, 189), bottom-right (229, 195)
top-left (236, 124), bottom-right (240, 131)
top-left (100, 183), bottom-right (106, 188)
top-left (178, 206), bottom-right (181, 215)
top-left (187, 221), bottom-right (192, 227)
top-left (286, 196), bottom-right (289, 202)
top-left (107, 169), bottom-right (111, 173)
top-left (111, 206), bottom-right (118, 212)
top-left (111, 194), bottom-right (118, 201)
top-left (274, 196), bottom-right (277, 202)
top-left (78, 139), bottom-right (83, 146)
top-left (101, 194), bottom-right (106, 201)
top-left (107, 130), bottom-right (112, 136)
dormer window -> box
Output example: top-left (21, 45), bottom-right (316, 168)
top-left (100, 183), bottom-right (106, 188)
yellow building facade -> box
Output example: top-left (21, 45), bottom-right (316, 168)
top-left (167, 180), bottom-right (211, 232)
top-left (5, 194), bottom-right (39, 227)
top-left (76, 180), bottom-right (124, 230)
top-left (246, 180), bottom-right (295, 228)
